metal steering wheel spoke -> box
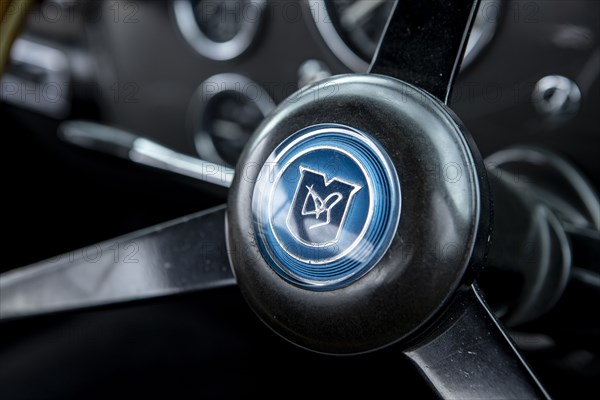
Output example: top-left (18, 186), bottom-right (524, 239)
top-left (405, 285), bottom-right (551, 399)
top-left (366, 2), bottom-right (551, 397)
top-left (0, 206), bottom-right (234, 320)
top-left (370, 0), bottom-right (479, 104)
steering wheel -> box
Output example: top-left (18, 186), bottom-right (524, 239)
top-left (0, 1), bottom-right (565, 398)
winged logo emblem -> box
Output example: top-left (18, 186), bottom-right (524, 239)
top-left (301, 184), bottom-right (344, 229)
top-left (286, 167), bottom-right (361, 245)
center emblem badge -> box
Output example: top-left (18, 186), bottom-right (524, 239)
top-left (252, 124), bottom-right (401, 290)
top-left (287, 167), bottom-right (362, 245)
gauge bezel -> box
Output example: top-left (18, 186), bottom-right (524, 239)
top-left (173, 0), bottom-right (266, 61)
top-left (308, 0), bottom-right (502, 72)
top-left (188, 73), bottom-right (275, 166)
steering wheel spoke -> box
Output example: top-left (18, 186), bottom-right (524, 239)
top-left (0, 206), bottom-right (234, 320)
top-left (405, 285), bottom-right (550, 399)
top-left (370, 0), bottom-right (479, 103)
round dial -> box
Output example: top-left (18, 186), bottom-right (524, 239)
top-left (201, 91), bottom-right (266, 166)
top-left (189, 74), bottom-right (275, 167)
top-left (174, 0), bottom-right (265, 60)
top-left (191, 0), bottom-right (243, 43)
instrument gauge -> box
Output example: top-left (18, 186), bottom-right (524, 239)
top-left (174, 0), bottom-right (266, 60)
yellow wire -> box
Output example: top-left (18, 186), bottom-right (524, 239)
top-left (1, 0), bottom-right (35, 76)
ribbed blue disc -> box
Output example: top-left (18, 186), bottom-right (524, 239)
top-left (252, 124), bottom-right (401, 290)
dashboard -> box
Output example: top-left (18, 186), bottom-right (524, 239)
top-left (1, 1), bottom-right (599, 399)
top-left (3, 0), bottom-right (599, 181)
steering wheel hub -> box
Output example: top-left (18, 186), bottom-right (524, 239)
top-left (227, 74), bottom-right (490, 354)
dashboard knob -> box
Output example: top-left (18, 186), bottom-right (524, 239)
top-left (532, 75), bottom-right (582, 120)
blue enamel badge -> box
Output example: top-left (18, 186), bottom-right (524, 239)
top-left (252, 124), bottom-right (401, 290)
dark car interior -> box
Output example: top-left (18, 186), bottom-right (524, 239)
top-left (1, 1), bottom-right (599, 399)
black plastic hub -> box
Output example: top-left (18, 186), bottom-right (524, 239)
top-left (227, 74), bottom-right (491, 354)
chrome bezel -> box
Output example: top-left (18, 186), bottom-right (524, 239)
top-left (173, 0), bottom-right (266, 61)
top-left (188, 73), bottom-right (275, 166)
